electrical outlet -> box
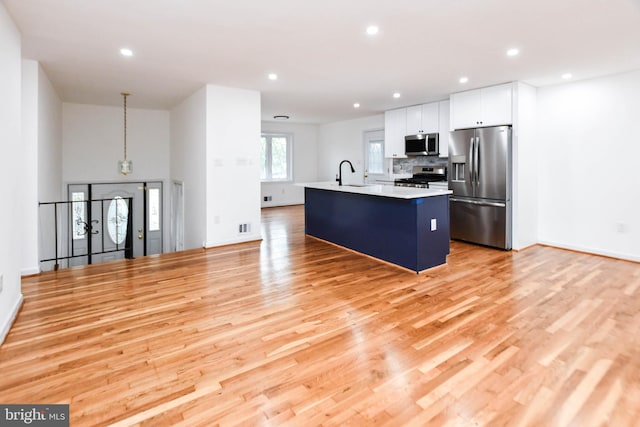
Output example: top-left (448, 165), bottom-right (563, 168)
top-left (430, 218), bottom-right (437, 231)
top-left (616, 222), bottom-right (627, 233)
top-left (0, 274), bottom-right (4, 293)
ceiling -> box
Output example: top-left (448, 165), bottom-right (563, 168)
top-left (4, 0), bottom-right (640, 124)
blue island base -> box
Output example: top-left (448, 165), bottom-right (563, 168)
top-left (304, 187), bottom-right (450, 273)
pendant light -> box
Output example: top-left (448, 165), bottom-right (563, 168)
top-left (118, 92), bottom-right (133, 175)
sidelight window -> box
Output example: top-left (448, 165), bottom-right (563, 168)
top-left (149, 188), bottom-right (160, 231)
top-left (367, 139), bottom-right (384, 174)
top-left (71, 192), bottom-right (86, 240)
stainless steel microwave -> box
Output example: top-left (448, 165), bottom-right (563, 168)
top-left (405, 133), bottom-right (439, 156)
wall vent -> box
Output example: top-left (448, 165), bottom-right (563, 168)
top-left (238, 223), bottom-right (251, 234)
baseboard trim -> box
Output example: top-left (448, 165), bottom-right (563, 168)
top-left (261, 202), bottom-right (304, 208)
top-left (204, 233), bottom-right (263, 249)
top-left (0, 293), bottom-right (24, 346)
top-left (538, 240), bottom-right (639, 263)
top-left (21, 267), bottom-right (40, 276)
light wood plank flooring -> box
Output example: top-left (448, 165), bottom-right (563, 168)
top-left (1, 205), bottom-right (639, 426)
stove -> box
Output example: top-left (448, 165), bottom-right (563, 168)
top-left (395, 165), bottom-right (447, 189)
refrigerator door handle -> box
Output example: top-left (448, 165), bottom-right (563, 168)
top-left (474, 136), bottom-right (480, 184)
top-left (468, 137), bottom-right (475, 185)
top-left (450, 197), bottom-right (506, 208)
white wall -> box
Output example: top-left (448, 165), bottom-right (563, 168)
top-left (260, 121), bottom-right (319, 207)
top-left (318, 114), bottom-right (385, 184)
top-left (512, 82), bottom-right (538, 250)
top-left (0, 3), bottom-right (24, 344)
top-left (205, 85), bottom-right (261, 246)
top-left (38, 65), bottom-right (63, 205)
top-left (63, 102), bottom-right (171, 251)
top-left (22, 60), bottom-right (39, 275)
top-left (170, 87), bottom-right (207, 250)
top-left (537, 69), bottom-right (640, 261)
top-left (36, 64), bottom-right (63, 272)
top-left (21, 60), bottom-right (63, 275)
top-left (63, 103), bottom-right (170, 183)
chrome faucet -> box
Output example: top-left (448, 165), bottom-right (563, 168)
top-left (338, 160), bottom-right (355, 186)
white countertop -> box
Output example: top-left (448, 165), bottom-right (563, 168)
top-left (298, 181), bottom-right (452, 199)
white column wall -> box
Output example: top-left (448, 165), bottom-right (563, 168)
top-left (512, 82), bottom-right (538, 250)
top-left (0, 3), bottom-right (24, 344)
top-left (537, 69), bottom-right (640, 261)
top-left (21, 60), bottom-right (39, 275)
top-left (205, 85), bottom-right (261, 246)
top-left (36, 64), bottom-right (63, 272)
top-left (37, 65), bottom-right (63, 205)
top-left (19, 61), bottom-right (62, 275)
top-left (170, 87), bottom-right (207, 250)
top-left (260, 121), bottom-right (319, 207)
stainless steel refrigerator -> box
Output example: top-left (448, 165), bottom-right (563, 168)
top-left (448, 125), bottom-right (512, 249)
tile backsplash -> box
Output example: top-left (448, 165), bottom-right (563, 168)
top-left (393, 156), bottom-right (448, 174)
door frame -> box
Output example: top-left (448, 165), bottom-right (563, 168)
top-left (171, 180), bottom-right (184, 252)
top-left (64, 180), bottom-right (164, 265)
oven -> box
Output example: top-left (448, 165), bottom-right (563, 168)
top-left (394, 165), bottom-right (447, 189)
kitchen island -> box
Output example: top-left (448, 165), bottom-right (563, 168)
top-left (300, 182), bottom-right (452, 273)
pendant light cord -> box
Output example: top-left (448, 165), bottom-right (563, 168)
top-left (122, 92), bottom-right (129, 161)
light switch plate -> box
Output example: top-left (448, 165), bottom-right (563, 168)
top-left (430, 218), bottom-right (437, 231)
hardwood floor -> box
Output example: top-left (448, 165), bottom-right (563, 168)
top-left (2, 205), bottom-right (639, 426)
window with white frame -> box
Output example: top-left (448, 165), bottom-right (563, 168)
top-left (367, 138), bottom-right (384, 174)
top-left (261, 133), bottom-right (292, 182)
top-left (364, 130), bottom-right (385, 177)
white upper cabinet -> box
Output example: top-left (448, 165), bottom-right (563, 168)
top-left (421, 102), bottom-right (439, 133)
top-left (450, 83), bottom-right (513, 129)
top-left (480, 84), bottom-right (513, 127)
top-left (405, 105), bottom-right (422, 135)
top-left (384, 108), bottom-right (407, 158)
top-left (405, 102), bottom-right (439, 135)
top-left (438, 100), bottom-right (450, 158)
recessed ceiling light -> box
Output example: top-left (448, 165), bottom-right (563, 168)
top-left (366, 25), bottom-right (379, 36)
top-left (507, 48), bottom-right (519, 57)
top-left (273, 115), bottom-right (289, 120)
top-left (120, 48), bottom-right (133, 57)
top-left (353, 103), bottom-right (360, 108)
top-left (562, 73), bottom-right (573, 79)
top-left (393, 92), bottom-right (401, 99)
top-left (268, 73), bottom-right (278, 81)
top-left (459, 76), bottom-right (469, 84)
